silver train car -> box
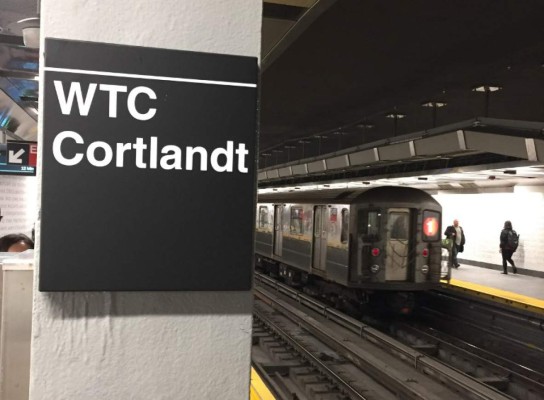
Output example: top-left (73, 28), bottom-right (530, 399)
top-left (255, 186), bottom-right (445, 311)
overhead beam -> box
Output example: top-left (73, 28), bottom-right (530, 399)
top-left (265, 0), bottom-right (317, 7)
top-left (262, 0), bottom-right (337, 72)
top-left (258, 118), bottom-right (544, 184)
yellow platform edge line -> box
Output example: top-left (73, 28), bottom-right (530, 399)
top-left (250, 367), bottom-right (276, 400)
top-left (441, 278), bottom-right (544, 314)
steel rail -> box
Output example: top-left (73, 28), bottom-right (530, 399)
top-left (255, 273), bottom-right (512, 400)
top-left (253, 308), bottom-right (369, 400)
top-left (391, 322), bottom-right (544, 399)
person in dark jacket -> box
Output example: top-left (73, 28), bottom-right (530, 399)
top-left (444, 219), bottom-right (465, 268)
top-left (0, 233), bottom-right (34, 252)
top-left (499, 220), bottom-right (517, 274)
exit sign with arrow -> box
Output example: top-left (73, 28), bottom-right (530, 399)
top-left (0, 141), bottom-right (37, 175)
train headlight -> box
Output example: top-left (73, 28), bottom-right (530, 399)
top-left (421, 264), bottom-right (429, 274)
top-left (441, 248), bottom-right (450, 268)
top-left (370, 264), bottom-right (380, 273)
top-left (440, 248), bottom-right (450, 278)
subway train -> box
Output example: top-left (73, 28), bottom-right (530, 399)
top-left (255, 186), bottom-right (448, 313)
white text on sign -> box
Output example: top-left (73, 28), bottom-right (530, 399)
top-left (51, 81), bottom-right (250, 173)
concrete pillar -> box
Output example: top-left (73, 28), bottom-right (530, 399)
top-left (30, 1), bottom-right (261, 399)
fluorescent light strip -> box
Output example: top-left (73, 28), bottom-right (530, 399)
top-left (44, 67), bottom-right (257, 88)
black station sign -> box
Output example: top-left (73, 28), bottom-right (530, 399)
top-left (40, 38), bottom-right (258, 291)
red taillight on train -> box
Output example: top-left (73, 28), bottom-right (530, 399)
top-left (371, 248), bottom-right (380, 257)
top-left (422, 248), bottom-right (429, 257)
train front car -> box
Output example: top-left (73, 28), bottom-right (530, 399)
top-left (255, 186), bottom-right (444, 314)
top-left (349, 186), bottom-right (443, 313)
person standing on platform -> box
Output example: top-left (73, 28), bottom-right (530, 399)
top-left (500, 220), bottom-right (518, 274)
top-left (444, 219), bottom-right (465, 268)
top-left (0, 233), bottom-right (34, 252)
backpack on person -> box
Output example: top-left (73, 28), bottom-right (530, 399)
top-left (507, 230), bottom-right (519, 251)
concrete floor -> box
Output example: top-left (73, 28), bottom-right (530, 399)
top-left (451, 264), bottom-right (544, 300)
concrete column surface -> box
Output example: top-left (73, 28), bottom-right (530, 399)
top-left (30, 1), bottom-right (262, 399)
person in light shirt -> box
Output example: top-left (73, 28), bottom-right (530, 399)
top-left (444, 219), bottom-right (466, 268)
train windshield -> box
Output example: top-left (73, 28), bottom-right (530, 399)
top-left (389, 212), bottom-right (409, 240)
top-left (357, 209), bottom-right (381, 242)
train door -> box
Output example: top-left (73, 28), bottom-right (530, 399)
top-left (385, 208), bottom-right (410, 281)
top-left (273, 205), bottom-right (283, 256)
top-left (312, 205), bottom-right (327, 270)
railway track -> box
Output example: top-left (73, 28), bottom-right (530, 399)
top-left (385, 290), bottom-right (544, 400)
top-left (252, 273), bottom-right (513, 400)
top-left (418, 290), bottom-right (544, 376)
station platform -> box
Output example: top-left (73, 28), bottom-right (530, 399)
top-left (443, 265), bottom-right (544, 314)
top-left (250, 367), bottom-right (276, 400)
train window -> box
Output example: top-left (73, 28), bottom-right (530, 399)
top-left (290, 207), bottom-right (304, 234)
top-left (358, 209), bottom-right (381, 242)
top-left (341, 208), bottom-right (349, 243)
top-left (389, 212), bottom-right (409, 240)
top-left (422, 210), bottom-right (440, 241)
top-left (258, 206), bottom-right (269, 228)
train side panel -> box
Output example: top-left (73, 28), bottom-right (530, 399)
top-left (324, 205), bottom-right (350, 285)
top-left (255, 203), bottom-right (274, 257)
top-left (278, 203), bottom-right (313, 272)
top-left (256, 186), bottom-right (444, 293)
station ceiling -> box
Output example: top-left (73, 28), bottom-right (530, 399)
top-left (260, 0), bottom-right (544, 167)
top-left (1, 0), bottom-right (544, 188)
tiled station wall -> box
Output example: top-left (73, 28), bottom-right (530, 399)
top-left (1, 174), bottom-right (542, 274)
top-left (434, 185), bottom-right (544, 273)
top-left (0, 175), bottom-right (37, 240)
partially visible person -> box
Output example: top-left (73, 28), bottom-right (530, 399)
top-left (0, 234), bottom-right (34, 252)
top-left (499, 220), bottom-right (518, 274)
top-left (444, 219), bottom-right (466, 268)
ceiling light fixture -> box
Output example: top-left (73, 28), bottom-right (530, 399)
top-left (297, 140), bottom-right (311, 158)
top-left (421, 101), bottom-right (447, 127)
top-left (386, 113), bottom-right (406, 119)
top-left (472, 85), bottom-right (502, 92)
top-left (421, 101), bottom-right (447, 108)
top-left (314, 135), bottom-right (327, 155)
top-left (284, 145), bottom-right (296, 161)
top-left (386, 112), bottom-right (405, 136)
top-left (472, 85), bottom-right (502, 117)
top-left (17, 17), bottom-right (40, 49)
